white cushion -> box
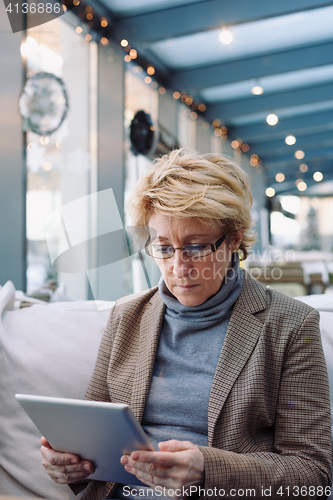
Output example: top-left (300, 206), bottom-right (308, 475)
top-left (295, 293), bottom-right (333, 312)
top-left (0, 281), bottom-right (113, 499)
top-left (296, 295), bottom-right (333, 433)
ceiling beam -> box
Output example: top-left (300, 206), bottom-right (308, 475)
top-left (112, 0), bottom-right (333, 44)
top-left (270, 176), bottom-right (333, 195)
top-left (209, 82), bottom-right (333, 122)
top-left (252, 131), bottom-right (333, 157)
top-left (266, 161), bottom-right (333, 180)
top-left (170, 40), bottom-right (333, 91)
top-left (261, 145), bottom-right (333, 167)
top-left (229, 110), bottom-right (333, 143)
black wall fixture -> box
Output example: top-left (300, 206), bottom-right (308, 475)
top-left (130, 110), bottom-right (179, 157)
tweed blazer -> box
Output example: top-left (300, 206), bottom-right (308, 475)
top-left (76, 271), bottom-right (332, 500)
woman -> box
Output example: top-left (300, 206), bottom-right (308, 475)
top-left (41, 148), bottom-right (332, 499)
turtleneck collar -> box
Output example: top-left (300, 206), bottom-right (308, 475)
top-left (158, 253), bottom-right (243, 323)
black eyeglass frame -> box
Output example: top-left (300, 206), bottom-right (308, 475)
top-left (145, 233), bottom-right (227, 259)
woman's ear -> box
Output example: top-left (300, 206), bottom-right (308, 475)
top-left (230, 231), bottom-right (244, 253)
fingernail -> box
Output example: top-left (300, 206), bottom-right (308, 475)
top-left (71, 459), bottom-right (78, 464)
top-left (83, 464), bottom-right (90, 471)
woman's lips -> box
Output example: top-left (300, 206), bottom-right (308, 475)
top-left (176, 284), bottom-right (198, 291)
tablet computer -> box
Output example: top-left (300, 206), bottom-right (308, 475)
top-left (15, 394), bottom-right (154, 485)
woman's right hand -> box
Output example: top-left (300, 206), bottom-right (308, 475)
top-left (40, 436), bottom-right (95, 484)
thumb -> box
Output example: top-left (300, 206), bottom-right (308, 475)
top-left (40, 436), bottom-right (53, 449)
top-left (158, 440), bottom-right (195, 452)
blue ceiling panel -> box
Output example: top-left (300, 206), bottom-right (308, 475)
top-left (112, 0), bottom-right (333, 43)
top-left (147, 5), bottom-right (333, 69)
top-left (170, 41), bottom-right (333, 91)
top-left (230, 110), bottom-right (333, 143)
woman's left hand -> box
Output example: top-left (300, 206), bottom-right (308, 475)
top-left (120, 439), bottom-right (204, 498)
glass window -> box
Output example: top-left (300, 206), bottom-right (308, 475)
top-left (24, 14), bottom-right (97, 299)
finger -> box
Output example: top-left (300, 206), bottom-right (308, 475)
top-left (40, 445), bottom-right (85, 467)
top-left (43, 461), bottom-right (95, 475)
top-left (40, 436), bottom-right (53, 449)
top-left (158, 440), bottom-right (195, 452)
top-left (125, 450), bottom-right (186, 468)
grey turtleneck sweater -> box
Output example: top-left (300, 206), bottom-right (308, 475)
top-left (142, 256), bottom-right (243, 449)
top-left (114, 257), bottom-right (243, 499)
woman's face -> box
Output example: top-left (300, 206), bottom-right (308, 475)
top-left (147, 214), bottom-right (242, 306)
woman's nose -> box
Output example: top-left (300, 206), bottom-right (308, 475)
top-left (171, 249), bottom-right (192, 277)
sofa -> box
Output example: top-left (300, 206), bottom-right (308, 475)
top-left (0, 281), bottom-right (114, 499)
top-left (0, 280), bottom-right (332, 499)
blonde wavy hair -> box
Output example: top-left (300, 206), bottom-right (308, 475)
top-left (127, 148), bottom-right (257, 259)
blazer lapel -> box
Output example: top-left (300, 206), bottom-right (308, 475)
top-left (130, 293), bottom-right (165, 422)
top-left (208, 272), bottom-right (267, 444)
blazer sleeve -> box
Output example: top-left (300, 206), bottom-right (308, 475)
top-left (198, 308), bottom-right (332, 500)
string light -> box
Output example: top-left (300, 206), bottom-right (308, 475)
top-left (219, 29), bottom-right (233, 44)
top-left (251, 86), bottom-right (264, 95)
top-left (76, 26), bottom-right (82, 33)
top-left (297, 180), bottom-right (307, 191)
top-left (121, 39), bottom-right (128, 47)
top-left (313, 171), bottom-right (323, 182)
top-left (266, 114), bottom-right (278, 126)
top-left (101, 37), bottom-right (108, 45)
top-left (300, 164), bottom-right (308, 172)
top-left (266, 187), bottom-right (275, 197)
top-left (275, 173), bottom-right (285, 182)
top-left (294, 150), bottom-right (305, 159)
top-left (285, 135), bottom-right (296, 145)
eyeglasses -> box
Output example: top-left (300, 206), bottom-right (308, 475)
top-left (145, 234), bottom-right (227, 260)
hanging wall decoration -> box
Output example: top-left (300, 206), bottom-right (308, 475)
top-left (19, 72), bottom-right (69, 136)
top-left (130, 110), bottom-right (179, 157)
top-left (130, 110), bottom-right (155, 155)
